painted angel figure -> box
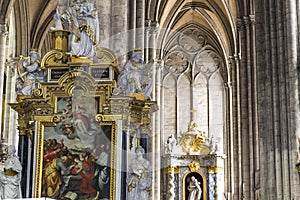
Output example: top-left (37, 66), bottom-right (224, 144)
top-left (17, 50), bottom-right (45, 96)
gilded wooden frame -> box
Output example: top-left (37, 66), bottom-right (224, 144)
top-left (28, 70), bottom-right (117, 199)
top-left (33, 112), bottom-right (117, 199)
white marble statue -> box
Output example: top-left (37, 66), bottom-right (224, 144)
top-left (187, 176), bottom-right (202, 200)
top-left (51, 0), bottom-right (69, 30)
top-left (0, 145), bottom-right (22, 199)
top-left (51, 0), bottom-right (100, 58)
top-left (127, 146), bottom-right (151, 200)
top-left (69, 0), bottom-right (99, 57)
top-left (165, 134), bottom-right (177, 154)
top-left (115, 50), bottom-right (153, 99)
top-left (17, 50), bottom-right (45, 96)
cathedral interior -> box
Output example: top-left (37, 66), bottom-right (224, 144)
top-left (0, 0), bottom-right (299, 199)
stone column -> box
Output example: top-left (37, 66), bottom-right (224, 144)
top-left (152, 60), bottom-right (163, 200)
top-left (115, 119), bottom-right (123, 200)
top-left (95, 0), bottom-right (111, 45)
top-left (18, 134), bottom-right (29, 198)
top-left (135, 0), bottom-right (145, 49)
top-left (111, 0), bottom-right (128, 59)
top-left (3, 57), bottom-right (18, 146)
top-left (0, 23), bottom-right (8, 139)
top-left (149, 21), bottom-right (158, 62)
top-left (286, 0), bottom-right (300, 198)
top-left (165, 165), bottom-right (179, 200)
top-left (144, 21), bottom-right (150, 63)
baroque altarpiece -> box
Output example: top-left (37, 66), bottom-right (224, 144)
top-left (10, 29), bottom-right (157, 199)
top-left (4, 1), bottom-right (226, 200)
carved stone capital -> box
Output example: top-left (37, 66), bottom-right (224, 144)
top-left (5, 57), bottom-right (19, 76)
top-left (236, 18), bottom-right (245, 30)
top-left (145, 20), bottom-right (159, 35)
top-left (228, 56), bottom-right (235, 65)
top-left (243, 16), bottom-right (251, 27)
top-left (155, 59), bottom-right (164, 70)
top-left (249, 14), bottom-right (256, 25)
top-left (0, 24), bottom-right (8, 37)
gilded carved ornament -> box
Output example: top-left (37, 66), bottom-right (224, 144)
top-left (207, 166), bottom-right (223, 174)
top-left (188, 161), bottom-right (201, 172)
top-left (178, 121), bottom-right (211, 155)
top-left (165, 165), bottom-right (180, 174)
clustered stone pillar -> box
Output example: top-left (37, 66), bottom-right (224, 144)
top-left (0, 23), bottom-right (8, 140)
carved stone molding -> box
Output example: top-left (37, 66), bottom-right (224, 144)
top-left (163, 25), bottom-right (223, 78)
top-left (194, 50), bottom-right (221, 76)
top-left (178, 28), bottom-right (206, 52)
top-left (164, 51), bottom-right (188, 74)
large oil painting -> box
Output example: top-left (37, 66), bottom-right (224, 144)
top-left (41, 95), bottom-right (112, 200)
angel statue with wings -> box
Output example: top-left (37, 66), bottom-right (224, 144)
top-left (16, 49), bottom-right (46, 96)
top-left (115, 49), bottom-right (153, 99)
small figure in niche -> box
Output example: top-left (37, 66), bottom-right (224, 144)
top-left (187, 176), bottom-right (202, 200)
